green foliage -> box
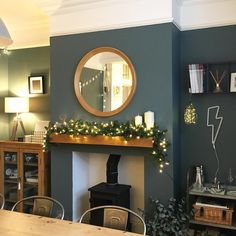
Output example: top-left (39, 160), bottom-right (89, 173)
top-left (43, 119), bottom-right (169, 172)
top-left (140, 197), bottom-right (190, 236)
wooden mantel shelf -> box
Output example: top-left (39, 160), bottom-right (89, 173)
top-left (50, 134), bottom-right (153, 148)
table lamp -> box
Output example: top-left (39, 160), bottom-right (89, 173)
top-left (5, 97), bottom-right (29, 140)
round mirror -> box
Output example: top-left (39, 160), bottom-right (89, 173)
top-left (74, 47), bottom-right (136, 117)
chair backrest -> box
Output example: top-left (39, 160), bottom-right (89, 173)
top-left (11, 195), bottom-right (64, 220)
top-left (79, 205), bottom-right (146, 235)
top-left (0, 193), bottom-right (5, 210)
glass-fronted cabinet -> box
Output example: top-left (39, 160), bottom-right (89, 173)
top-left (0, 141), bottom-right (50, 212)
top-left (3, 149), bottom-right (19, 210)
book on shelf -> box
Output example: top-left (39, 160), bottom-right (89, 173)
top-left (188, 64), bottom-right (204, 93)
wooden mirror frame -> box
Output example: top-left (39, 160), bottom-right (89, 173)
top-left (74, 47), bottom-right (137, 117)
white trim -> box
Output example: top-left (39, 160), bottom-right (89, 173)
top-left (34, 0), bottom-right (63, 15)
top-left (49, 0), bottom-right (236, 37)
top-left (51, 17), bottom-right (173, 37)
top-left (50, 0), bottom-right (173, 36)
top-left (181, 20), bottom-right (236, 31)
top-left (9, 44), bottom-right (50, 50)
top-left (181, 0), bottom-right (232, 6)
top-left (5, 0), bottom-right (236, 49)
top-left (180, 0), bottom-right (236, 31)
top-left (54, 0), bottom-right (137, 15)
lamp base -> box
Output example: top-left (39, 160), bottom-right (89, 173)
top-left (10, 116), bottom-right (26, 141)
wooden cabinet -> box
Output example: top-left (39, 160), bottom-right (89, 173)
top-left (187, 167), bottom-right (236, 234)
top-left (0, 141), bottom-right (50, 211)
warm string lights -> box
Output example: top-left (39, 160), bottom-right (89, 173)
top-left (80, 70), bottom-right (103, 90)
top-left (43, 119), bottom-right (169, 172)
top-left (184, 102), bottom-right (198, 125)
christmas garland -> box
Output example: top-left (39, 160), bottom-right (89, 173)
top-left (44, 119), bottom-right (169, 172)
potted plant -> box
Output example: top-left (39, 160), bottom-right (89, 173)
top-left (140, 197), bottom-right (190, 236)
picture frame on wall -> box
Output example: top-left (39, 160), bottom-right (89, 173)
top-left (230, 72), bottom-right (236, 92)
top-left (28, 76), bottom-right (44, 94)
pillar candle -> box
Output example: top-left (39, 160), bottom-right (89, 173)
top-left (144, 111), bottom-right (154, 129)
top-left (135, 115), bottom-right (143, 126)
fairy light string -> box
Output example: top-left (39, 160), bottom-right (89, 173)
top-left (43, 119), bottom-right (169, 172)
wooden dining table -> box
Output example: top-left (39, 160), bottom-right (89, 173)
top-left (0, 210), bottom-right (142, 236)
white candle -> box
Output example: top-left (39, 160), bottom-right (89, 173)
top-left (135, 115), bottom-right (143, 126)
top-left (144, 111), bottom-right (154, 129)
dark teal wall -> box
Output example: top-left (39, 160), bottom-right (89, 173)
top-left (172, 24), bottom-right (181, 196)
top-left (181, 25), bottom-right (236, 189)
top-left (50, 23), bottom-right (180, 219)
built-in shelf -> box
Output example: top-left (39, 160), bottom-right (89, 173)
top-left (189, 189), bottom-right (236, 201)
top-left (187, 169), bottom-right (236, 233)
top-left (190, 219), bottom-right (236, 230)
top-left (50, 134), bottom-right (153, 148)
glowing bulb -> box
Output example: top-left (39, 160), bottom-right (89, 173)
top-left (184, 102), bottom-right (198, 125)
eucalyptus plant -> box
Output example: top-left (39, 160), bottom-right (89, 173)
top-left (140, 197), bottom-right (190, 236)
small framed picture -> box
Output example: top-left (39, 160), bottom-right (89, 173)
top-left (230, 72), bottom-right (236, 92)
top-left (28, 76), bottom-right (44, 94)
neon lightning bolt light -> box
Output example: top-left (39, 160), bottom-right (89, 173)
top-left (207, 106), bottom-right (223, 184)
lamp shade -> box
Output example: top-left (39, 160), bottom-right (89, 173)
top-left (5, 97), bottom-right (29, 113)
top-left (0, 18), bottom-right (13, 47)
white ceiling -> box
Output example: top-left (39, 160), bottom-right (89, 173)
top-left (0, 0), bottom-right (235, 49)
top-left (0, 0), bottom-right (51, 49)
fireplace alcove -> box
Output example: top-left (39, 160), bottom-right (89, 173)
top-left (50, 137), bottom-right (151, 224)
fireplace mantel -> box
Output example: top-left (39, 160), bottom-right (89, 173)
top-left (50, 134), bottom-right (153, 148)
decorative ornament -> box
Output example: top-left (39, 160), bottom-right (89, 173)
top-left (209, 70), bottom-right (227, 93)
top-left (43, 119), bottom-right (169, 172)
top-left (184, 102), bottom-right (197, 125)
top-left (207, 106), bottom-right (223, 184)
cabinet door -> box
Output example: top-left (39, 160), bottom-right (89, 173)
top-left (21, 149), bottom-right (40, 213)
top-left (1, 148), bottom-right (21, 210)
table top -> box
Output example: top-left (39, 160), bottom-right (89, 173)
top-left (0, 210), bottom-right (142, 236)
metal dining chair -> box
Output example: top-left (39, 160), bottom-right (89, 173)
top-left (11, 195), bottom-right (65, 220)
top-left (0, 193), bottom-right (5, 209)
top-left (79, 205), bottom-right (146, 235)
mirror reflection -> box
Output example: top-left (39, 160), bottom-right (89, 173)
top-left (74, 47), bottom-right (136, 117)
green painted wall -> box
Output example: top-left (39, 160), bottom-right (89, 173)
top-left (181, 25), bottom-right (236, 190)
top-left (0, 55), bottom-right (9, 139)
top-left (0, 46), bottom-right (50, 139)
top-left (50, 23), bottom-right (180, 219)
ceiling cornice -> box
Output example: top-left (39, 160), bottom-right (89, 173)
top-left (50, 0), bottom-right (173, 36)
top-left (180, 0), bottom-right (233, 6)
top-left (3, 0), bottom-right (236, 49)
top-left (179, 0), bottom-right (236, 31)
top-left (49, 0), bottom-right (236, 37)
top-left (33, 0), bottom-right (63, 14)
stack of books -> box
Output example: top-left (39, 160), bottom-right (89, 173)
top-left (188, 64), bottom-right (204, 93)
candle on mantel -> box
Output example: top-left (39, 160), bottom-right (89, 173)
top-left (144, 111), bottom-right (154, 129)
top-left (135, 115), bottom-right (143, 126)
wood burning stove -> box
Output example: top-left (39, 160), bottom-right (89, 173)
top-left (88, 154), bottom-right (131, 227)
